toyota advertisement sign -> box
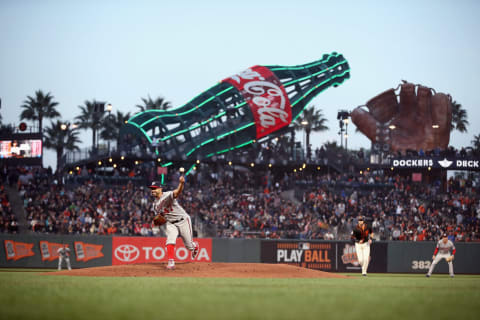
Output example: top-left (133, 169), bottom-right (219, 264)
top-left (112, 237), bottom-right (212, 265)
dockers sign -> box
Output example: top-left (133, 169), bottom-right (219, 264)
top-left (391, 157), bottom-right (480, 170)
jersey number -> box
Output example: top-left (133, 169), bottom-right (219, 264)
top-left (163, 205), bottom-right (173, 215)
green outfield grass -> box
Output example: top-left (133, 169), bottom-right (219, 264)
top-left (1, 271), bottom-right (479, 320)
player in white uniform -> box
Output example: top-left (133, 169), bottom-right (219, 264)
top-left (426, 233), bottom-right (456, 278)
top-left (57, 244), bottom-right (72, 271)
top-left (148, 176), bottom-right (199, 270)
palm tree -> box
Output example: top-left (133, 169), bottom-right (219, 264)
top-left (451, 101), bottom-right (469, 133)
top-left (322, 141), bottom-right (342, 152)
top-left (294, 106), bottom-right (329, 158)
top-left (0, 112), bottom-right (14, 135)
top-left (136, 95), bottom-right (171, 112)
top-left (471, 134), bottom-right (480, 153)
top-left (43, 120), bottom-right (81, 170)
top-left (20, 90), bottom-right (60, 133)
top-left (136, 95), bottom-right (171, 138)
top-left (100, 110), bottom-right (131, 152)
top-left (75, 100), bottom-right (105, 151)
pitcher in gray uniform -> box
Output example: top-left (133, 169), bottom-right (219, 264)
top-left (57, 244), bottom-right (72, 271)
top-left (148, 176), bottom-right (199, 270)
top-left (426, 233), bottom-right (456, 278)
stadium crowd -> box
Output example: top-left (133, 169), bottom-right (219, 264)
top-left (0, 185), bottom-right (19, 233)
top-left (1, 165), bottom-right (19, 233)
top-left (1, 164), bottom-right (480, 242)
top-left (192, 170), bottom-right (480, 242)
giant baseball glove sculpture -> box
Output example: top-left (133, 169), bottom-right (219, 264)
top-left (351, 81), bottom-right (452, 153)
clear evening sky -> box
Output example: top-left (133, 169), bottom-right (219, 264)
top-left (1, 0), bottom-right (479, 169)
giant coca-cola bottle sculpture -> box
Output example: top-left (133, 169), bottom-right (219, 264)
top-left (122, 52), bottom-right (350, 160)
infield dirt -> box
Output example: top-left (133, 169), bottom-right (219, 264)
top-left (46, 263), bottom-right (349, 278)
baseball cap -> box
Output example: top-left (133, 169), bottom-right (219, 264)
top-left (148, 181), bottom-right (163, 189)
top-left (357, 216), bottom-right (364, 221)
top-left (442, 233), bottom-right (448, 237)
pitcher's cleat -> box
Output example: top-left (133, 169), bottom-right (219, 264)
top-left (166, 259), bottom-right (175, 270)
top-left (192, 242), bottom-right (199, 260)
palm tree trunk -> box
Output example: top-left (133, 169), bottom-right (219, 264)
top-left (56, 147), bottom-right (63, 172)
top-left (92, 128), bottom-right (96, 152)
top-left (306, 129), bottom-right (311, 160)
top-left (291, 129), bottom-right (296, 160)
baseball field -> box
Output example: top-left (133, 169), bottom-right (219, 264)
top-left (1, 265), bottom-right (479, 320)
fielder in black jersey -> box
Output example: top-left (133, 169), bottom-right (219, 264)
top-left (351, 216), bottom-right (374, 276)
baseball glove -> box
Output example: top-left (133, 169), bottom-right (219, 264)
top-left (351, 81), bottom-right (452, 153)
top-left (153, 214), bottom-right (167, 226)
top-left (446, 256), bottom-right (454, 262)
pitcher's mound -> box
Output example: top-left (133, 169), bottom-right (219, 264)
top-left (47, 263), bottom-right (348, 279)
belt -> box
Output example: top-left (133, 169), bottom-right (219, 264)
top-left (170, 218), bottom-right (184, 224)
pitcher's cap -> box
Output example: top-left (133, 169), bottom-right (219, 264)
top-left (148, 181), bottom-right (163, 189)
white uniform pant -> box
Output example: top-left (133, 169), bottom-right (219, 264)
top-left (355, 242), bottom-right (370, 275)
top-left (427, 253), bottom-right (454, 276)
top-left (165, 215), bottom-right (195, 251)
top-left (58, 256), bottom-right (71, 270)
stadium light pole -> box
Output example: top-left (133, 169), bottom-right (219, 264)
top-left (337, 110), bottom-right (349, 150)
top-left (301, 120), bottom-right (308, 160)
top-left (343, 118), bottom-right (349, 150)
top-left (106, 103), bottom-right (113, 156)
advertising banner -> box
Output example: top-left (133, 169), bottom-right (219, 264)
top-left (261, 240), bottom-right (336, 271)
top-left (337, 241), bottom-right (388, 273)
top-left (391, 156), bottom-right (480, 171)
top-left (4, 240), bottom-right (35, 261)
top-left (261, 240), bottom-right (388, 273)
top-left (112, 237), bottom-right (212, 265)
top-left (0, 235), bottom-right (111, 268)
top-left (74, 241), bottom-right (104, 262)
top-left (222, 65), bottom-right (292, 139)
top-left (39, 240), bottom-right (67, 261)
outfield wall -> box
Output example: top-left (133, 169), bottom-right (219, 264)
top-left (1, 234), bottom-right (479, 273)
top-left (0, 234), bottom-right (111, 269)
top-left (213, 239), bottom-right (261, 262)
top-left (387, 242), bottom-right (480, 274)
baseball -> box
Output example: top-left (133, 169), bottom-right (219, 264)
top-left (179, 167), bottom-right (185, 173)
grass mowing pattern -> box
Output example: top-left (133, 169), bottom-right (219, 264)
top-left (1, 271), bottom-right (479, 320)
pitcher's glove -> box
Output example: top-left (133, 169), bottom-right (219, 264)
top-left (446, 256), bottom-right (454, 262)
top-left (153, 214), bottom-right (167, 226)
top-left (351, 81), bottom-right (452, 153)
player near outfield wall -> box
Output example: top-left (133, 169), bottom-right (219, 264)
top-left (426, 233), bottom-right (455, 278)
top-left (351, 216), bottom-right (374, 276)
top-left (57, 244), bottom-right (72, 271)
